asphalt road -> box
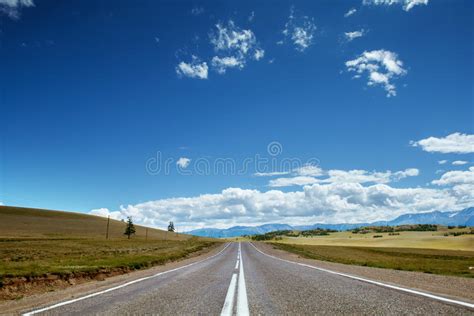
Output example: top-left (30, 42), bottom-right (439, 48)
top-left (23, 242), bottom-right (474, 315)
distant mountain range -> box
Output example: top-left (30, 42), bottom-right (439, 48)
top-left (186, 207), bottom-right (474, 238)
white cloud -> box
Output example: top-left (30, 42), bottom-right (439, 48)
top-left (345, 30), bottom-right (365, 42)
top-left (90, 208), bottom-right (123, 221)
top-left (248, 11), bottom-right (255, 22)
top-left (177, 157), bottom-right (191, 169)
top-left (410, 133), bottom-right (474, 154)
top-left (89, 180), bottom-right (468, 230)
top-left (269, 176), bottom-right (319, 187)
top-left (324, 168), bottom-right (418, 184)
top-left (281, 7), bottom-right (317, 52)
top-left (209, 20), bottom-right (264, 74)
top-left (211, 56), bottom-right (244, 74)
top-left (363, 0), bottom-right (429, 11)
top-left (294, 165), bottom-right (323, 176)
top-left (254, 171), bottom-right (290, 177)
top-left (254, 49), bottom-right (265, 61)
top-left (191, 7), bottom-right (204, 16)
top-left (344, 8), bottom-right (357, 17)
top-left (438, 160), bottom-right (448, 165)
top-left (432, 167), bottom-right (474, 186)
top-left (176, 56), bottom-right (208, 79)
top-left (0, 0), bottom-right (34, 19)
top-left (346, 49), bottom-right (407, 97)
top-left (452, 160), bottom-right (468, 166)
top-left (431, 167), bottom-right (474, 207)
top-left (268, 167), bottom-right (418, 188)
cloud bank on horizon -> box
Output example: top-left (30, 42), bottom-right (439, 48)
top-left (91, 132), bottom-right (474, 230)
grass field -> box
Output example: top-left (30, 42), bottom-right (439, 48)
top-left (270, 243), bottom-right (474, 278)
top-left (0, 206), bottom-right (219, 299)
top-left (268, 229), bottom-right (474, 251)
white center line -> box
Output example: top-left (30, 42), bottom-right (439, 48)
top-left (237, 242), bottom-right (250, 315)
top-left (23, 243), bottom-right (231, 316)
top-left (220, 273), bottom-right (238, 316)
top-left (249, 242), bottom-right (474, 310)
top-left (235, 259), bottom-right (239, 270)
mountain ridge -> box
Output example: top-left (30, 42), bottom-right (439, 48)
top-left (186, 207), bottom-right (474, 238)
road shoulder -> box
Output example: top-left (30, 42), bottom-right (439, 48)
top-left (0, 242), bottom-right (226, 315)
top-left (252, 242), bottom-right (474, 303)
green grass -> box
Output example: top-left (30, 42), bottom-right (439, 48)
top-left (0, 238), bottom-right (216, 278)
top-left (0, 206), bottom-right (219, 280)
top-left (270, 243), bottom-right (474, 278)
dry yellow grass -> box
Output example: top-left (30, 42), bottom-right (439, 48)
top-left (271, 229), bottom-right (474, 251)
top-left (0, 205), bottom-right (219, 299)
top-left (0, 206), bottom-right (188, 241)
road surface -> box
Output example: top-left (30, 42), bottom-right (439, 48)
top-left (23, 242), bottom-right (474, 315)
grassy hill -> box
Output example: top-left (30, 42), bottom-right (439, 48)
top-left (0, 205), bottom-right (186, 240)
top-left (0, 206), bottom-right (219, 300)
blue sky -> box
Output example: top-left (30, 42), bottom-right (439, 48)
top-left (1, 0), bottom-right (473, 230)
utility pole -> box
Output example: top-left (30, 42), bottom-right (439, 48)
top-left (106, 215), bottom-right (110, 240)
top-left (145, 228), bottom-right (148, 241)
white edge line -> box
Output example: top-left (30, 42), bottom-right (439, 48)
top-left (220, 273), bottom-right (238, 316)
top-left (23, 243), bottom-right (231, 316)
top-left (237, 242), bottom-right (250, 316)
top-left (249, 242), bottom-right (474, 310)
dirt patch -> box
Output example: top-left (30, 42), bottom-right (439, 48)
top-left (0, 268), bottom-right (130, 300)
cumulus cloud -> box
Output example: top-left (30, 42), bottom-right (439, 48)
top-left (346, 49), bottom-right (407, 97)
top-left (211, 56), bottom-right (243, 74)
top-left (363, 0), bottom-right (429, 11)
top-left (345, 30), bottom-right (365, 42)
top-left (432, 167), bottom-right (474, 186)
top-left (177, 157), bottom-right (191, 168)
top-left (269, 167), bottom-right (419, 188)
top-left (324, 168), bottom-right (418, 184)
top-left (294, 165), bottom-right (323, 176)
top-left (452, 160), bottom-right (468, 166)
top-left (438, 160), bottom-right (448, 165)
top-left (176, 56), bottom-right (208, 79)
top-left (90, 208), bottom-right (123, 220)
top-left (269, 176), bottom-right (319, 187)
top-left (410, 133), bottom-right (474, 154)
top-left (89, 180), bottom-right (468, 231)
top-left (0, 0), bottom-right (34, 19)
top-left (209, 20), bottom-right (264, 74)
top-left (344, 8), bottom-right (357, 17)
top-left (281, 7), bottom-right (317, 52)
top-left (431, 167), bottom-right (474, 207)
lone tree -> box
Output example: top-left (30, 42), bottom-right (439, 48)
top-left (124, 216), bottom-right (136, 239)
top-left (168, 221), bottom-right (175, 232)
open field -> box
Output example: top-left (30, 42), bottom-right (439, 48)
top-left (270, 243), bottom-right (474, 278)
top-left (0, 206), bottom-right (219, 299)
top-left (266, 229), bottom-right (474, 251)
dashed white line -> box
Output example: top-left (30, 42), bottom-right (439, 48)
top-left (237, 243), bottom-right (250, 315)
top-left (235, 259), bottom-right (239, 270)
top-left (23, 243), bottom-right (232, 316)
top-left (220, 273), bottom-right (238, 316)
top-left (249, 242), bottom-right (474, 310)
